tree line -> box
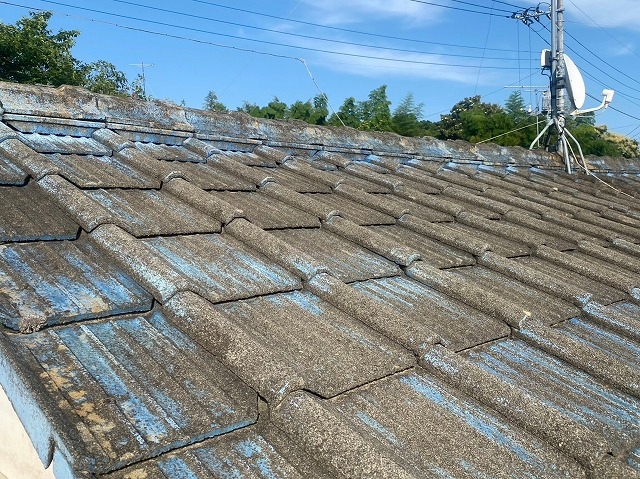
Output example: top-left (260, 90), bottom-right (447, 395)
top-left (206, 87), bottom-right (639, 159)
top-left (2, 12), bottom-right (637, 158)
top-left (0, 11), bottom-right (144, 97)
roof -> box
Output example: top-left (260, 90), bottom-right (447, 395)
top-left (0, 81), bottom-right (639, 479)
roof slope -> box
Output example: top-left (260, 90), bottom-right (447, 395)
top-left (0, 81), bottom-right (639, 479)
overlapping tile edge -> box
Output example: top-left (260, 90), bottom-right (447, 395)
top-left (0, 83), bottom-right (638, 478)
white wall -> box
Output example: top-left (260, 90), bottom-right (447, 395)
top-left (0, 384), bottom-right (55, 479)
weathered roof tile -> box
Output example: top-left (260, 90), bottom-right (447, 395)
top-left (517, 320), bottom-right (640, 398)
top-left (368, 224), bottom-right (476, 269)
top-left (85, 188), bottom-right (222, 237)
top-left (0, 182), bottom-right (79, 242)
top-left (20, 133), bottom-right (111, 156)
top-left (463, 338), bottom-right (640, 457)
top-left (46, 153), bottom-right (159, 189)
top-left (307, 193), bottom-right (396, 225)
top-left (270, 228), bottom-right (401, 282)
top-left (0, 237), bottom-right (152, 332)
top-left (352, 275), bottom-right (510, 351)
top-left (9, 310), bottom-right (256, 473)
top-left (166, 290), bottom-right (414, 402)
top-left (1, 82), bottom-right (640, 479)
top-left (210, 191), bottom-right (320, 229)
top-left (274, 371), bottom-right (586, 478)
top-left (104, 426), bottom-right (334, 479)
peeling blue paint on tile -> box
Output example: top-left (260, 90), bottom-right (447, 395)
top-left (235, 439), bottom-right (281, 479)
top-left (355, 411), bottom-right (402, 447)
top-left (57, 326), bottom-right (172, 443)
top-left (265, 291), bottom-right (325, 317)
top-left (143, 234), bottom-right (300, 303)
top-left (158, 456), bottom-right (199, 479)
top-left (557, 318), bottom-right (640, 368)
top-left (465, 339), bottom-right (640, 452)
top-left (352, 276), bottom-right (509, 351)
top-left (629, 446), bottom-right (640, 472)
top-left (0, 239), bottom-right (152, 331)
top-left (10, 311), bottom-right (257, 473)
top-left (400, 374), bottom-right (545, 470)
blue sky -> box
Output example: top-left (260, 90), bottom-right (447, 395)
top-left (2, 0), bottom-right (640, 139)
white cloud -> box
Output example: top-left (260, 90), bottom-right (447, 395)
top-left (305, 42), bottom-right (502, 85)
top-left (565, 0), bottom-right (640, 30)
top-left (297, 0), bottom-right (444, 26)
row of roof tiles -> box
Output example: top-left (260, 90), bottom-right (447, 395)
top-left (0, 82), bottom-right (638, 479)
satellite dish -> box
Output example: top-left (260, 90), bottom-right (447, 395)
top-left (563, 53), bottom-right (586, 111)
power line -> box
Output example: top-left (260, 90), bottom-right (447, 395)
top-left (4, 0), bottom-right (530, 69)
top-left (78, 0), bottom-right (537, 63)
top-left (408, 0), bottom-right (512, 17)
top-left (563, 29), bottom-right (640, 88)
top-left (566, 0), bottom-right (640, 61)
top-left (185, 0), bottom-right (522, 53)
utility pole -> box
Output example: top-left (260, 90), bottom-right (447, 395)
top-left (551, 0), bottom-right (568, 164)
top-left (512, 0), bottom-right (614, 173)
top-left (512, 0), bottom-right (572, 171)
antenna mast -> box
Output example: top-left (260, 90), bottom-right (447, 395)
top-left (512, 0), bottom-right (613, 173)
top-left (130, 62), bottom-right (154, 97)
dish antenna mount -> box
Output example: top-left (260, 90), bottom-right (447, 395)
top-left (523, 0), bottom-right (614, 173)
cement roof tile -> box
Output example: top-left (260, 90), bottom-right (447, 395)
top-left (0, 152), bottom-right (28, 185)
top-left (449, 264), bottom-right (583, 324)
top-left (517, 320), bottom-right (640, 398)
top-left (463, 338), bottom-right (640, 455)
top-left (210, 191), bottom-right (320, 230)
top-left (84, 189), bottom-right (222, 237)
top-left (19, 133), bottom-right (110, 156)
top-left (274, 371), bottom-right (586, 478)
top-left (104, 426), bottom-right (334, 479)
top-left (270, 227), bottom-right (401, 282)
top-left (0, 182), bottom-right (79, 242)
top-left (45, 153), bottom-right (160, 189)
top-left (257, 166), bottom-right (333, 193)
top-left (306, 193), bottom-right (396, 225)
top-left (367, 224), bottom-right (476, 269)
top-left (8, 310), bottom-right (256, 473)
top-left (0, 236), bottom-right (152, 332)
top-left (1, 82), bottom-right (640, 479)
top-left (352, 275), bottom-right (510, 351)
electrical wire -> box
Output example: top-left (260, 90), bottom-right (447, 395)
top-left (59, 0), bottom-right (536, 63)
top-left (564, 29), bottom-right (640, 88)
top-left (474, 0), bottom-right (496, 94)
top-left (408, 0), bottom-right (512, 17)
top-left (566, 0), bottom-right (640, 61)
top-left (478, 120), bottom-right (542, 144)
top-left (185, 0), bottom-right (523, 53)
top-left (2, 0), bottom-right (529, 69)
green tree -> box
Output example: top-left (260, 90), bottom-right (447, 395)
top-left (459, 106), bottom-right (514, 144)
top-left (238, 101), bottom-right (261, 116)
top-left (0, 11), bottom-right (85, 86)
top-left (311, 93), bottom-right (329, 125)
top-left (130, 74), bottom-right (147, 100)
top-left (203, 90), bottom-right (228, 112)
top-left (83, 60), bottom-right (129, 95)
top-left (288, 100), bottom-right (313, 121)
top-left (263, 97), bottom-right (287, 119)
top-left (360, 85), bottom-right (392, 132)
top-left (504, 91), bottom-right (529, 124)
top-left (392, 93), bottom-right (424, 137)
top-left (438, 95), bottom-right (510, 142)
top-left (328, 97), bottom-right (361, 128)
